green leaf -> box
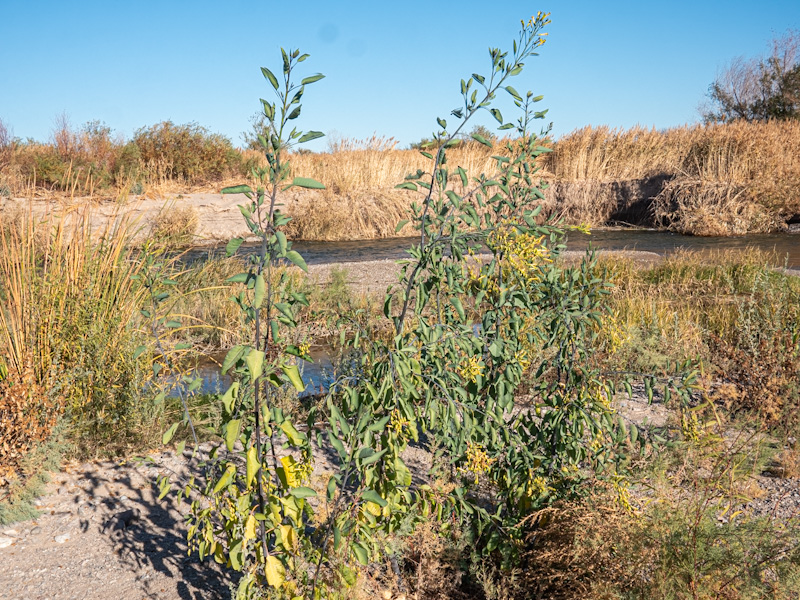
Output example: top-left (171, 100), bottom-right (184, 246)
top-left (289, 486), bottom-right (317, 499)
top-left (213, 463), bottom-right (236, 494)
top-left (298, 130), bottom-right (324, 143)
top-left (490, 108), bottom-right (503, 123)
top-left (254, 274), bottom-right (266, 308)
top-left (395, 182), bottom-right (418, 191)
top-left (280, 420), bottom-right (306, 445)
top-left (275, 231), bottom-right (287, 255)
top-left (134, 345), bottom-right (147, 359)
top-left (226, 238), bottom-right (244, 256)
top-left (505, 85), bottom-right (522, 101)
top-left (222, 185), bottom-right (253, 195)
top-left (327, 476), bottom-right (337, 501)
top-left (261, 66), bottom-right (279, 89)
top-left (362, 489), bottom-right (387, 507)
top-left (395, 219), bottom-right (409, 233)
top-left (162, 422), bottom-right (179, 445)
top-left (226, 272), bottom-right (249, 284)
top-left (471, 133), bottom-right (492, 147)
top-left (450, 296), bottom-right (465, 320)
top-left (225, 419), bottom-right (241, 451)
top-left (246, 349), bottom-right (265, 380)
top-left (329, 432), bottom-right (346, 457)
top-left (222, 346), bottom-right (246, 374)
top-left (361, 448), bottom-right (387, 466)
top-left (281, 364), bottom-right (305, 392)
top-left (301, 73), bottom-right (325, 85)
top-left (285, 250), bottom-right (308, 272)
top-left (352, 543), bottom-right (369, 566)
top-left (291, 176), bottom-right (325, 190)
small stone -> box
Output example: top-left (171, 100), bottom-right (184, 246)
top-left (0, 536), bottom-right (14, 548)
top-left (30, 526), bottom-right (42, 535)
top-left (2, 529), bottom-right (19, 537)
top-left (54, 533), bottom-right (71, 544)
top-left (119, 495), bottom-right (129, 503)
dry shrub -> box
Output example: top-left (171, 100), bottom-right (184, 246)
top-left (543, 121), bottom-right (800, 233)
top-left (288, 143), bottom-right (497, 196)
top-left (401, 519), bottom-right (470, 600)
top-left (285, 190), bottom-right (416, 240)
top-left (0, 365), bottom-right (61, 488)
top-left (652, 178), bottom-right (783, 235)
top-left (150, 203), bottom-right (199, 246)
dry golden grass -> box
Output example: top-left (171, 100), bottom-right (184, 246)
top-left (3, 121), bottom-right (798, 237)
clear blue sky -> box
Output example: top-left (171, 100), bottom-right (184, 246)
top-left (1, 1), bottom-right (798, 150)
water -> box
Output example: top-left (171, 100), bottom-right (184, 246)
top-left (169, 346), bottom-right (336, 398)
top-left (173, 228), bottom-right (798, 395)
top-left (183, 230), bottom-right (800, 268)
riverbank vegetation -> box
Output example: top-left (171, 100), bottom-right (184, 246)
top-left (2, 19), bottom-right (800, 600)
top-left (3, 118), bottom-right (800, 238)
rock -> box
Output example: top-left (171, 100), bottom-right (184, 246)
top-left (54, 533), bottom-right (71, 544)
top-left (30, 526), bottom-right (42, 535)
top-left (0, 536), bottom-right (14, 548)
top-left (2, 529), bottom-right (19, 537)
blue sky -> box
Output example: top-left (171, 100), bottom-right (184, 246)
top-left (1, 1), bottom-right (798, 150)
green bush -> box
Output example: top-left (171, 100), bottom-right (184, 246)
top-left (133, 121), bottom-right (243, 183)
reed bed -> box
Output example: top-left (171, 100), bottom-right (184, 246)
top-left (2, 120), bottom-right (798, 237)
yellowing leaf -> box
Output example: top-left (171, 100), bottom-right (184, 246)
top-left (265, 555), bottom-right (286, 588)
top-left (279, 455), bottom-right (301, 487)
top-left (244, 514), bottom-right (257, 540)
top-left (279, 524), bottom-right (296, 551)
top-left (246, 446), bottom-right (260, 488)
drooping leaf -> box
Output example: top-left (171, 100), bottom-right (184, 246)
top-left (162, 422), bottom-right (179, 445)
top-left (246, 446), bottom-right (259, 488)
top-left (291, 177), bottom-right (325, 190)
top-left (246, 349), bottom-right (265, 380)
top-left (222, 185), bottom-right (254, 195)
top-left (265, 555), bottom-right (286, 588)
top-left (254, 274), bottom-right (266, 308)
top-left (281, 364), bottom-right (305, 391)
top-left (285, 250), bottom-right (308, 272)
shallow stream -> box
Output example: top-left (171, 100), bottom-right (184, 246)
top-left (184, 229), bottom-right (800, 268)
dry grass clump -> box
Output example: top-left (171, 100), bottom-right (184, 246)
top-left (150, 203), bottom-right (199, 247)
top-left (284, 189), bottom-right (416, 240)
top-left (0, 202), bottom-right (153, 456)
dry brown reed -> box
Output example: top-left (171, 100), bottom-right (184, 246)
top-left (2, 121), bottom-right (798, 237)
top-left (543, 121), bottom-right (800, 233)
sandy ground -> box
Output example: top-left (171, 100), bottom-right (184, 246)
top-left (3, 386), bottom-right (800, 600)
top-left (2, 192), bottom-right (276, 244)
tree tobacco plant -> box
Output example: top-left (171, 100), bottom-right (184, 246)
top-left (151, 16), bottom-right (699, 599)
